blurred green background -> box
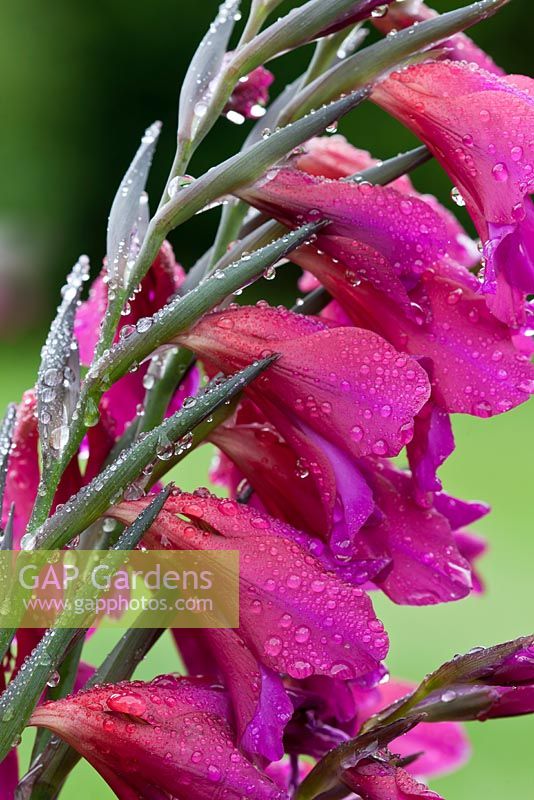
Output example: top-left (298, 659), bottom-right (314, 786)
top-left (1, 0), bottom-right (532, 797)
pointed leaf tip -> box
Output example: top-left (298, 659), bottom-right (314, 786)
top-left (107, 121), bottom-right (162, 288)
top-left (0, 403), bottom-right (16, 513)
top-left (179, 0), bottom-right (242, 142)
top-left (37, 256), bottom-right (88, 465)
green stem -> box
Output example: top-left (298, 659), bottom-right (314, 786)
top-left (30, 636), bottom-right (85, 762)
top-left (137, 348), bottom-right (196, 434)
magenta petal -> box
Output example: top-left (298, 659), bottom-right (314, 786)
top-left (488, 641), bottom-right (534, 686)
top-left (211, 415), bottom-right (333, 540)
top-left (484, 201), bottom-right (534, 326)
top-left (433, 493), bottom-right (490, 530)
top-left (225, 64), bottom-right (274, 119)
top-left (201, 628), bottom-right (292, 762)
top-left (294, 136), bottom-right (477, 271)
top-left (31, 677), bottom-right (287, 800)
top-left (83, 405), bottom-right (116, 483)
top-left (112, 494), bottom-right (389, 683)
top-left (172, 629), bottom-right (217, 677)
top-left (0, 749), bottom-right (18, 800)
top-left (344, 758), bottom-right (445, 800)
top-left (293, 237), bottom-right (415, 317)
top-left (100, 371), bottom-right (146, 438)
top-left (1, 391), bottom-right (40, 546)
top-left (74, 273), bottom-right (107, 365)
top-left (179, 303), bottom-right (431, 460)
top-left (166, 365), bottom-right (201, 417)
top-left (340, 271), bottom-right (534, 416)
top-left (407, 402), bottom-right (455, 494)
top-left (75, 240), bottom-right (184, 366)
top-left (373, 61), bottom-right (534, 324)
top-left (482, 685), bottom-right (534, 719)
top-left (359, 464), bottom-right (472, 605)
top-left (302, 427), bottom-right (374, 557)
top-left (454, 529), bottom-right (487, 594)
top-left (243, 168), bottom-right (448, 282)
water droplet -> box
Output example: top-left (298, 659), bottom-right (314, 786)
top-left (136, 317), bottom-right (153, 334)
top-left (47, 671), bottom-right (60, 689)
top-left (492, 162), bottom-right (509, 182)
top-left (450, 187), bottom-right (465, 207)
top-left (107, 692), bottom-right (147, 716)
top-left (371, 4), bottom-right (389, 18)
top-left (264, 636), bottom-right (283, 657)
top-left (20, 533), bottom-right (36, 551)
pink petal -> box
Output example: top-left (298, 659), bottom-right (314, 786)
top-left (483, 685), bottom-right (534, 719)
top-left (210, 412), bottom-right (333, 539)
top-left (75, 242), bottom-right (185, 434)
top-left (454, 529), bottom-right (487, 594)
top-left (344, 758), bottom-right (445, 800)
top-left (200, 628), bottom-right (292, 762)
top-left (111, 493), bottom-right (389, 682)
top-left (358, 463), bottom-right (472, 605)
top-left (433, 493), bottom-right (490, 530)
top-left (243, 168), bottom-right (449, 286)
top-left (31, 677), bottom-right (287, 800)
top-left (407, 402), bottom-right (455, 494)
top-left (178, 303), bottom-right (431, 459)
top-left (225, 64), bottom-right (274, 119)
top-left (1, 391), bottom-right (40, 546)
top-left (0, 749), bottom-right (18, 800)
top-left (373, 61), bottom-right (534, 325)
top-left (329, 269), bottom-right (534, 416)
top-left (294, 136), bottom-right (477, 269)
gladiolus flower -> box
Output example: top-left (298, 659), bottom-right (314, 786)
top-left (111, 491), bottom-right (389, 759)
top-left (175, 301), bottom-right (432, 558)
top-left (31, 676), bottom-right (289, 800)
top-left (176, 303), bottom-right (430, 461)
top-left (241, 166), bottom-right (451, 315)
top-left (293, 135), bottom-right (479, 274)
top-left (112, 492), bottom-right (390, 679)
top-left (373, 60), bottom-right (534, 327)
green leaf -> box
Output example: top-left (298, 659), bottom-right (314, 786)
top-left (346, 144), bottom-right (431, 185)
top-left (235, 0), bottom-right (387, 73)
top-left (107, 121), bottom-right (161, 288)
top-left (293, 286), bottom-right (331, 316)
top-left (0, 403), bottom-right (16, 523)
top-left (178, 0), bottom-right (242, 145)
top-left (36, 256), bottom-right (88, 470)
